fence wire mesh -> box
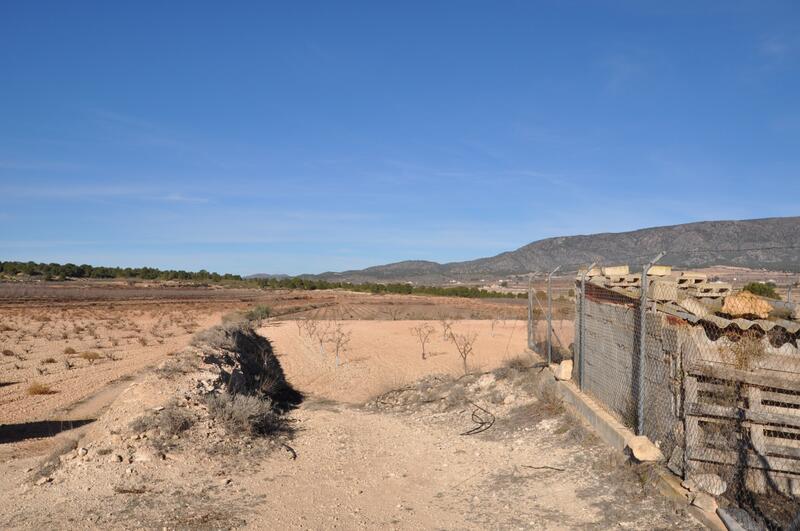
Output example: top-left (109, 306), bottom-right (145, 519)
top-left (529, 263), bottom-right (800, 529)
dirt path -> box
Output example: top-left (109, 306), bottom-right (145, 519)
top-left (240, 399), bottom-right (698, 530)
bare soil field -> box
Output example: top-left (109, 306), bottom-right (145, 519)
top-left (263, 319), bottom-right (528, 404)
top-left (0, 281), bottom-right (699, 529)
top-left (0, 281), bottom-right (524, 458)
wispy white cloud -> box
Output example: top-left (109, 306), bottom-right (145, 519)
top-left (155, 193), bottom-right (210, 204)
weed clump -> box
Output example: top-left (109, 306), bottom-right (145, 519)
top-left (245, 305), bottom-right (272, 323)
top-left (27, 382), bottom-right (56, 395)
top-left (730, 332), bottom-right (767, 370)
top-left (129, 404), bottom-right (193, 437)
top-left (206, 393), bottom-right (289, 436)
top-left (79, 351), bottom-right (102, 364)
top-left (63, 347), bottom-right (76, 355)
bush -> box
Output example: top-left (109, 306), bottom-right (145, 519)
top-left (79, 351), bottom-right (102, 363)
top-left (502, 354), bottom-right (531, 372)
top-left (742, 282), bottom-right (780, 299)
top-left (245, 305), bottom-right (272, 322)
top-left (63, 347), bottom-right (76, 355)
top-left (129, 404), bottom-right (193, 437)
top-left (27, 382), bottom-right (56, 395)
top-left (2, 349), bottom-right (14, 357)
top-left (206, 393), bottom-right (288, 436)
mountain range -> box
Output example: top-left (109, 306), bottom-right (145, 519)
top-left (302, 216), bottom-right (800, 283)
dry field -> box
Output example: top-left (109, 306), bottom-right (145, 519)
top-left (0, 281), bottom-right (525, 457)
top-left (0, 281), bottom-right (699, 529)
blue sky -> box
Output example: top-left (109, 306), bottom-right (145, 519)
top-left (1, 1), bottom-right (798, 275)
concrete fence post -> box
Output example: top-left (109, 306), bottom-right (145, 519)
top-left (578, 262), bottom-right (595, 392)
top-left (637, 252), bottom-right (664, 436)
top-left (546, 265), bottom-right (561, 365)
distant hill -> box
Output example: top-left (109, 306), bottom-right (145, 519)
top-left (310, 216), bottom-right (800, 283)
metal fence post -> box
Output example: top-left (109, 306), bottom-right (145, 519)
top-left (547, 265), bottom-right (561, 365)
top-left (527, 273), bottom-right (533, 350)
top-left (578, 262), bottom-right (595, 392)
top-left (637, 252), bottom-right (664, 436)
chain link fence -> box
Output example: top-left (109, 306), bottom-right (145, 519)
top-left (527, 262), bottom-right (800, 529)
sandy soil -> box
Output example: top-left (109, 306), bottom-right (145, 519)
top-left (0, 305), bottom-right (216, 423)
top-left (0, 282), bottom-right (700, 529)
top-left (263, 319), bottom-right (528, 404)
top-left (0, 284), bottom-right (526, 461)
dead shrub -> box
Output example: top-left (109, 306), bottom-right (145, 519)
top-left (41, 357), bottom-right (57, 364)
top-left (729, 332), bottom-right (767, 370)
top-left (502, 354), bottom-right (531, 372)
top-left (27, 382), bottom-right (56, 395)
top-left (63, 347), bottom-right (76, 355)
top-left (192, 321), bottom-right (243, 350)
top-left (245, 305), bottom-right (272, 323)
top-left (155, 356), bottom-right (198, 379)
top-left (36, 436), bottom-right (78, 479)
top-left (79, 351), bottom-right (102, 364)
top-left (444, 384), bottom-right (467, 409)
top-left (2, 349), bottom-right (15, 357)
top-left (129, 404), bottom-right (193, 437)
top-left (538, 384), bottom-right (564, 416)
top-left (205, 393), bottom-right (289, 436)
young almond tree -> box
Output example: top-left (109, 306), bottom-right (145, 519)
top-left (448, 330), bottom-right (478, 375)
top-left (328, 321), bottom-right (351, 367)
top-left (410, 323), bottom-right (435, 360)
top-left (439, 317), bottom-right (454, 341)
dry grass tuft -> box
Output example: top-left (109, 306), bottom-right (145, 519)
top-left (502, 354), bottom-right (533, 372)
top-left (79, 351), bottom-right (102, 364)
top-left (2, 349), bottom-right (15, 357)
top-left (41, 357), bottom-right (57, 364)
top-left (730, 332), bottom-right (767, 370)
top-left (63, 347), bottom-right (76, 355)
top-left (206, 393), bottom-right (289, 436)
top-left (27, 382), bottom-right (57, 395)
top-left (129, 403), bottom-right (193, 437)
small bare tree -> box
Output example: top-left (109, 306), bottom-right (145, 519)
top-left (314, 320), bottom-right (331, 356)
top-left (385, 306), bottom-right (402, 321)
top-left (439, 318), bottom-right (454, 340)
top-left (302, 318), bottom-right (318, 341)
top-left (410, 323), bottom-right (434, 360)
top-left (328, 322), bottom-right (351, 367)
top-left (448, 330), bottom-right (478, 375)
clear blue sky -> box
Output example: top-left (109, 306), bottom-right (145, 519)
top-left (1, 1), bottom-right (798, 275)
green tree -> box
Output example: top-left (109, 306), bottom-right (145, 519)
top-left (742, 282), bottom-right (780, 300)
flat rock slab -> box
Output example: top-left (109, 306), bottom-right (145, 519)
top-left (627, 435), bottom-right (664, 462)
top-left (554, 360), bottom-right (573, 381)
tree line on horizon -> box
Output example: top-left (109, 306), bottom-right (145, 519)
top-left (0, 261), bottom-right (242, 282)
top-left (0, 260), bottom-right (525, 299)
